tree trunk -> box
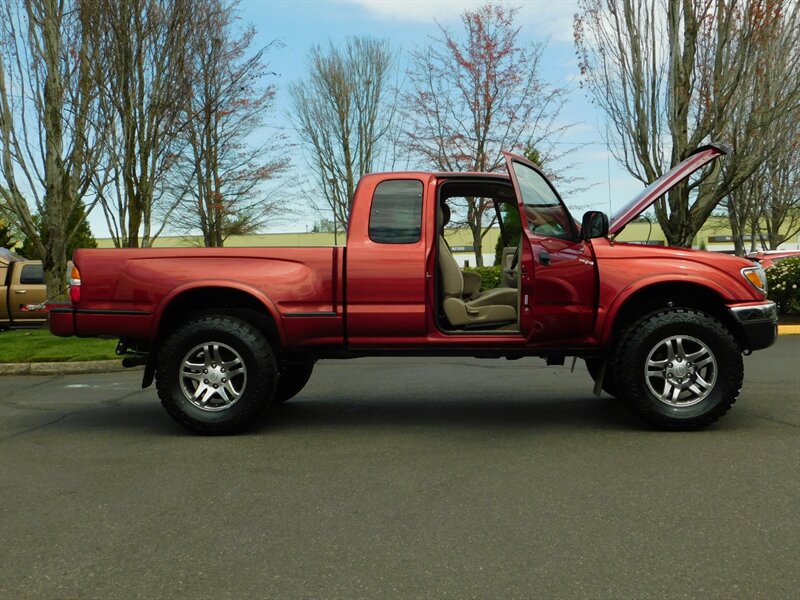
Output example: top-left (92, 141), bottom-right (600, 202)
top-left (728, 204), bottom-right (745, 256)
top-left (43, 239), bottom-right (68, 302)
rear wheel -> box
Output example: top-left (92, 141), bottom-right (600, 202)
top-left (273, 361), bottom-right (315, 404)
top-left (617, 309), bottom-right (742, 429)
top-left (156, 315), bottom-right (277, 434)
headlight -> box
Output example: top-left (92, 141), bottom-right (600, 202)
top-left (741, 264), bottom-right (768, 295)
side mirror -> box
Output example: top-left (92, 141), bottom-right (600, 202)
top-left (581, 210), bottom-right (609, 240)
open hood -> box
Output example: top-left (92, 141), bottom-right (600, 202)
top-left (609, 144), bottom-right (729, 236)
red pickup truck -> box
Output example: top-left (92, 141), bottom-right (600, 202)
top-left (50, 145), bottom-right (777, 434)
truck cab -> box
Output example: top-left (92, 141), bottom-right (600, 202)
top-left (345, 147), bottom-right (773, 354)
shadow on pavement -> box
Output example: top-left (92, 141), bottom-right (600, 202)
top-left (261, 394), bottom-right (643, 434)
top-left (36, 392), bottom-right (755, 437)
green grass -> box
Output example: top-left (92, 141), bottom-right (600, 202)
top-left (0, 328), bottom-right (119, 363)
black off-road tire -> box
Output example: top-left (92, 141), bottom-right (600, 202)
top-left (156, 315), bottom-right (277, 435)
top-left (617, 308), bottom-right (742, 430)
top-left (273, 361), bottom-right (315, 404)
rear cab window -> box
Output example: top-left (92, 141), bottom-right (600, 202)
top-left (368, 180), bottom-right (424, 244)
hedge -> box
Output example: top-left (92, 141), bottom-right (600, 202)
top-left (766, 257), bottom-right (800, 314)
top-left (462, 265), bottom-right (503, 291)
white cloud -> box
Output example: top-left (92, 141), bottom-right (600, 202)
top-left (346, 0), bottom-right (488, 23)
top-left (347, 0), bottom-right (580, 43)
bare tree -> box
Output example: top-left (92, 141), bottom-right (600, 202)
top-left (724, 126), bottom-right (800, 255)
top-left (0, 0), bottom-right (104, 298)
top-left (727, 4), bottom-right (800, 253)
top-left (167, 0), bottom-right (289, 247)
top-left (405, 4), bottom-right (572, 266)
top-left (575, 0), bottom-right (800, 248)
top-left (87, 0), bottom-right (196, 248)
top-left (759, 131), bottom-right (800, 251)
top-left (724, 175), bottom-right (764, 255)
top-left (290, 37), bottom-right (397, 232)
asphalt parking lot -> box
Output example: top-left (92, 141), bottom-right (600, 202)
top-left (1, 337), bottom-right (798, 599)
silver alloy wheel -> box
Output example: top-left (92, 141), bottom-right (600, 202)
top-left (179, 342), bottom-right (247, 411)
top-left (644, 334), bottom-right (717, 407)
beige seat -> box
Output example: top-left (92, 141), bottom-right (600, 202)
top-left (438, 205), bottom-right (518, 328)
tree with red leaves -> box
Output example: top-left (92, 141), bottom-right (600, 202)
top-left (405, 3), bottom-right (571, 266)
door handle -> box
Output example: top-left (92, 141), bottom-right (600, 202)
top-left (539, 252), bottom-right (551, 266)
top-left (14, 289), bottom-right (27, 294)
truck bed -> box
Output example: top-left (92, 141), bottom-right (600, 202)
top-left (51, 246), bottom-right (345, 348)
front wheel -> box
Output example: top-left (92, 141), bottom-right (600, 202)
top-left (617, 309), bottom-right (743, 430)
top-left (156, 315), bottom-right (277, 434)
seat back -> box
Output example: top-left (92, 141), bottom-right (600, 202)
top-left (438, 235), bottom-right (463, 299)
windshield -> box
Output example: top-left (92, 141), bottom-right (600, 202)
top-left (511, 160), bottom-right (575, 240)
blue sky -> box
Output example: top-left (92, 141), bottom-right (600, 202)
top-left (90, 0), bottom-right (644, 237)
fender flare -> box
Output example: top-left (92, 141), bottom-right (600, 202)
top-left (596, 274), bottom-right (733, 343)
top-left (152, 279), bottom-right (287, 348)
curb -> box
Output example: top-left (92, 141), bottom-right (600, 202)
top-left (1, 326), bottom-right (798, 376)
top-left (0, 360), bottom-right (141, 376)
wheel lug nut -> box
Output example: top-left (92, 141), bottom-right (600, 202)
top-left (204, 379), bottom-right (208, 384)
top-left (213, 384), bottom-right (218, 389)
top-left (222, 378), bottom-right (227, 383)
top-left (212, 363), bottom-right (216, 368)
top-left (668, 374), bottom-right (672, 378)
top-left (221, 368), bottom-right (225, 373)
top-left (668, 363), bottom-right (673, 368)
top-left (203, 369), bottom-right (208, 374)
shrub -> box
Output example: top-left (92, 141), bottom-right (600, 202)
top-left (463, 265), bottom-right (502, 291)
top-left (766, 257), bottom-right (800, 314)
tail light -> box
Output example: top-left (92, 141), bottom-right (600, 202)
top-left (69, 265), bottom-right (81, 304)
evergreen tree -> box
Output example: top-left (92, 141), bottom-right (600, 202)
top-left (0, 220), bottom-right (17, 250)
top-left (20, 204), bottom-right (96, 260)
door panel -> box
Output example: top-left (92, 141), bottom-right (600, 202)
top-left (526, 234), bottom-right (596, 342)
top-left (9, 263), bottom-right (48, 324)
top-left (503, 152), bottom-right (598, 344)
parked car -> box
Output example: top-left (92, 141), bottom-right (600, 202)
top-left (50, 144), bottom-right (777, 434)
top-left (0, 248), bottom-right (47, 330)
top-left (745, 250), bottom-right (800, 269)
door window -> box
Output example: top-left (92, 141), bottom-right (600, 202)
top-left (511, 162), bottom-right (576, 240)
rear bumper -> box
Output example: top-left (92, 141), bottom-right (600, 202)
top-left (48, 306), bottom-right (153, 338)
top-left (49, 306), bottom-right (76, 337)
top-left (729, 301), bottom-right (778, 352)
